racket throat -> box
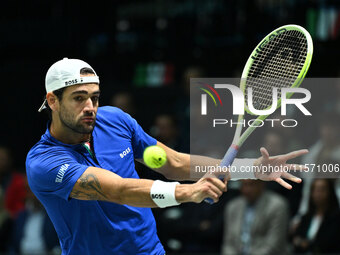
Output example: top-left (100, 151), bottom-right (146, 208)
top-left (231, 115), bottom-right (244, 145)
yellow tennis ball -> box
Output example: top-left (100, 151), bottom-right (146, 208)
top-left (143, 146), bottom-right (167, 168)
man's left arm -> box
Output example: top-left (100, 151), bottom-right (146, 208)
top-left (137, 141), bottom-right (308, 189)
top-left (140, 141), bottom-right (221, 181)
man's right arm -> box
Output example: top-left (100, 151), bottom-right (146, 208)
top-left (70, 167), bottom-right (226, 207)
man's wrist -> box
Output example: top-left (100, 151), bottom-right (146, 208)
top-left (174, 184), bottom-right (192, 203)
top-left (150, 180), bottom-right (181, 208)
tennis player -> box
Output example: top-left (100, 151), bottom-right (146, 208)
top-left (26, 58), bottom-right (307, 255)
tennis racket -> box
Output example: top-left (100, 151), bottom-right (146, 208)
top-left (205, 24), bottom-right (313, 204)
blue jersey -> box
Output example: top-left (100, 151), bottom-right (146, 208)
top-left (26, 106), bottom-right (165, 255)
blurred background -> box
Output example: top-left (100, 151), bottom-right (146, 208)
top-left (1, 0), bottom-right (340, 254)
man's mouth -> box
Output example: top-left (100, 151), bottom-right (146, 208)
top-left (81, 117), bottom-right (95, 123)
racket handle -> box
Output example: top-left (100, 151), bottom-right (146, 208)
top-left (204, 145), bottom-right (239, 204)
top-left (220, 144), bottom-right (239, 169)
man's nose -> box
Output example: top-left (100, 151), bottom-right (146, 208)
top-left (84, 98), bottom-right (95, 112)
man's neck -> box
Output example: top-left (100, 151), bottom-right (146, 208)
top-left (50, 120), bottom-right (91, 145)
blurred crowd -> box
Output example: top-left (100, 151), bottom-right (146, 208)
top-left (143, 69), bottom-right (340, 255)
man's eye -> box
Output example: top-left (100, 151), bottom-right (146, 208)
top-left (92, 96), bottom-right (99, 102)
top-left (75, 96), bottom-right (83, 101)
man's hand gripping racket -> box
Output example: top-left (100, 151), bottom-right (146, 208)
top-left (205, 24), bottom-right (313, 204)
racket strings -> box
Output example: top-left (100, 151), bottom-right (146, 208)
top-left (245, 30), bottom-right (308, 110)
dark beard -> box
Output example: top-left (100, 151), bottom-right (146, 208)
top-left (59, 110), bottom-right (96, 134)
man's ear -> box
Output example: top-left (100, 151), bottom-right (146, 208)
top-left (46, 92), bottom-right (59, 111)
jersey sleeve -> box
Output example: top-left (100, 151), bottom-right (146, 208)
top-left (127, 115), bottom-right (157, 159)
top-left (98, 106), bottom-right (157, 159)
top-left (26, 148), bottom-right (88, 201)
top-left (112, 107), bottom-right (156, 159)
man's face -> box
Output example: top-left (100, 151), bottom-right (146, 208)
top-left (320, 124), bottom-right (339, 146)
top-left (263, 132), bottom-right (284, 155)
top-left (311, 180), bottom-right (329, 207)
top-left (240, 180), bottom-right (264, 204)
top-left (57, 82), bottom-right (100, 134)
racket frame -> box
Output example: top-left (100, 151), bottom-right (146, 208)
top-left (204, 24), bottom-right (313, 204)
top-left (234, 24), bottom-right (313, 148)
top-left (241, 24), bottom-right (314, 116)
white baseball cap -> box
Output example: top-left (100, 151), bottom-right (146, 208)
top-left (38, 58), bottom-right (100, 112)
